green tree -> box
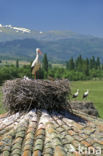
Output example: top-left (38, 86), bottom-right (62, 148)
top-left (42, 53), bottom-right (48, 72)
top-left (16, 59), bottom-right (19, 68)
top-left (66, 57), bottom-right (75, 70)
top-left (75, 55), bottom-right (83, 72)
top-left (83, 58), bottom-right (89, 76)
top-left (96, 57), bottom-right (100, 69)
top-left (89, 56), bottom-right (96, 69)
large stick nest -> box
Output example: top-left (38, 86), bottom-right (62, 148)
top-left (2, 79), bottom-right (71, 113)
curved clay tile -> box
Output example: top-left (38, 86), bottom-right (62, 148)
top-left (0, 109), bottom-right (103, 155)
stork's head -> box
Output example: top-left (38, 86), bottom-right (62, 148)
top-left (36, 48), bottom-right (42, 55)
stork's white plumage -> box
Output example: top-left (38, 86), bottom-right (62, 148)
top-left (31, 48), bottom-right (42, 79)
top-left (83, 89), bottom-right (89, 99)
top-left (23, 76), bottom-right (30, 81)
top-left (72, 89), bottom-right (79, 98)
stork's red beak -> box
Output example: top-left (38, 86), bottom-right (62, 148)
top-left (38, 49), bottom-right (42, 55)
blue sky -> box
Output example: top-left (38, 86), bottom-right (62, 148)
top-left (0, 0), bottom-right (103, 37)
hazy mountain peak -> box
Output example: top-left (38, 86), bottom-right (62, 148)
top-left (0, 23), bottom-right (101, 44)
top-left (0, 24), bottom-right (31, 33)
top-left (0, 24), bottom-right (103, 62)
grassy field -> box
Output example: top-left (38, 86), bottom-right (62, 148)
top-left (71, 80), bottom-right (103, 118)
top-left (0, 80), bottom-right (103, 118)
top-left (52, 63), bottom-right (66, 68)
top-left (0, 60), bottom-right (30, 66)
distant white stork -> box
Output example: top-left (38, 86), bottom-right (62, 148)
top-left (83, 89), bottom-right (89, 99)
top-left (72, 89), bottom-right (79, 99)
top-left (31, 48), bottom-right (42, 79)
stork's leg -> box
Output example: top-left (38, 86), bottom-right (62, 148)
top-left (34, 71), bottom-right (36, 79)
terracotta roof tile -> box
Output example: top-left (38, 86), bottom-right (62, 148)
top-left (0, 109), bottom-right (103, 155)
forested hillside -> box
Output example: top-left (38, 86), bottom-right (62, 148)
top-left (0, 25), bottom-right (103, 62)
top-left (0, 37), bottom-right (103, 62)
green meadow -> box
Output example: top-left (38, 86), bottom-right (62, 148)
top-left (0, 80), bottom-right (103, 118)
top-left (71, 80), bottom-right (103, 118)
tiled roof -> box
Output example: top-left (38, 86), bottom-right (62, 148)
top-left (0, 109), bottom-right (103, 156)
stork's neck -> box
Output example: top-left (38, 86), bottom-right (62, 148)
top-left (36, 51), bottom-right (38, 56)
top-left (36, 51), bottom-right (39, 58)
top-left (34, 51), bottom-right (39, 64)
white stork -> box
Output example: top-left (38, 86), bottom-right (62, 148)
top-left (72, 89), bottom-right (79, 99)
top-left (83, 89), bottom-right (89, 99)
top-left (31, 48), bottom-right (42, 79)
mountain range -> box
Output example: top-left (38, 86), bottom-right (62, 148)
top-left (0, 24), bottom-right (103, 62)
